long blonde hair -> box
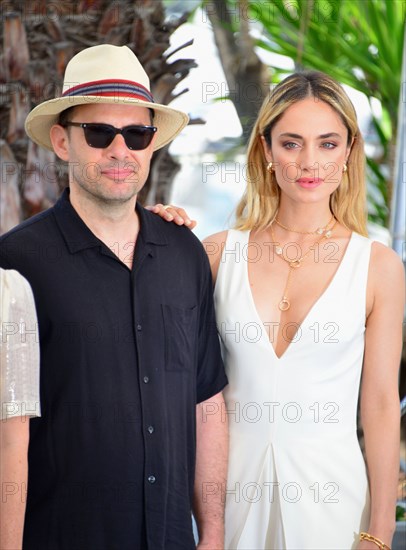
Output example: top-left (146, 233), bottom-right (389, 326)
top-left (235, 71), bottom-right (367, 235)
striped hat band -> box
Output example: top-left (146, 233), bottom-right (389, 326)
top-left (62, 79), bottom-right (154, 103)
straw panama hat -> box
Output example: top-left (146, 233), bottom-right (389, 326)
top-left (25, 44), bottom-right (190, 151)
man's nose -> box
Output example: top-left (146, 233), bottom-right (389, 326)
top-left (105, 133), bottom-right (131, 160)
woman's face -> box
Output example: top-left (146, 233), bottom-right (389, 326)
top-left (262, 97), bottom-right (352, 205)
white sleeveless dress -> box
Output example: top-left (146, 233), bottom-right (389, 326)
top-left (214, 230), bottom-right (371, 550)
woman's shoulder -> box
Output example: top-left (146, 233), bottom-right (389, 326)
top-left (202, 231), bottom-right (229, 280)
top-left (349, 232), bottom-right (403, 279)
top-left (365, 239), bottom-right (404, 311)
top-left (369, 239), bottom-right (404, 276)
top-left (202, 229), bottom-right (251, 260)
top-left (202, 230), bottom-right (229, 249)
top-left (202, 229), bottom-right (251, 282)
top-left (202, 228), bottom-right (251, 246)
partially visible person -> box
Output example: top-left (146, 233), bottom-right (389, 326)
top-left (151, 71), bottom-right (405, 549)
top-left (1, 268), bottom-right (41, 550)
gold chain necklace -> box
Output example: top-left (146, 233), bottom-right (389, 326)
top-left (270, 218), bottom-right (337, 311)
top-left (274, 214), bottom-right (334, 236)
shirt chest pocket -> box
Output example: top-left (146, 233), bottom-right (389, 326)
top-left (162, 304), bottom-right (198, 371)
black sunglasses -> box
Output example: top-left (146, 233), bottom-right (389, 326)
top-left (63, 122), bottom-right (157, 150)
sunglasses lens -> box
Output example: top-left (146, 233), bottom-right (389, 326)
top-left (79, 124), bottom-right (156, 150)
top-left (124, 127), bottom-right (155, 150)
top-left (83, 125), bottom-right (115, 148)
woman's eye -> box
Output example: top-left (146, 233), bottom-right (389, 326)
top-left (283, 142), bottom-right (299, 149)
top-left (321, 142), bottom-right (337, 149)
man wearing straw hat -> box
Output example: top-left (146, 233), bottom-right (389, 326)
top-left (0, 44), bottom-right (228, 550)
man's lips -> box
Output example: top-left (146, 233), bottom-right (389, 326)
top-left (102, 169), bottom-right (135, 180)
top-left (296, 177), bottom-right (323, 188)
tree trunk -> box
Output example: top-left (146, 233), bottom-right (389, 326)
top-left (206, 0), bottom-right (269, 142)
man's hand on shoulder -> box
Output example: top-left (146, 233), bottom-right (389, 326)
top-left (145, 204), bottom-right (197, 229)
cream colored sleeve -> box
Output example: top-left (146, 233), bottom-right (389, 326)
top-left (1, 268), bottom-right (41, 420)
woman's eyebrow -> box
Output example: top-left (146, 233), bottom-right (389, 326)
top-left (278, 132), bottom-right (343, 139)
top-left (318, 132), bottom-right (342, 139)
top-left (278, 132), bottom-right (303, 139)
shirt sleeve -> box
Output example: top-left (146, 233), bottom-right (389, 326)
top-left (1, 268), bottom-right (41, 420)
top-left (196, 253), bottom-right (228, 404)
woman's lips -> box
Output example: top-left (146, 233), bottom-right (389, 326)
top-left (296, 177), bottom-right (323, 188)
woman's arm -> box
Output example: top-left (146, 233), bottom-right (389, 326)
top-left (358, 243), bottom-right (405, 549)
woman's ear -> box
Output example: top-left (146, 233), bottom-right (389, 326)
top-left (260, 135), bottom-right (273, 163)
top-left (50, 124), bottom-right (70, 161)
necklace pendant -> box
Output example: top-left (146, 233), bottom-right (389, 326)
top-left (279, 297), bottom-right (290, 311)
top-left (325, 230), bottom-right (332, 238)
top-left (275, 246), bottom-right (283, 255)
top-left (289, 259), bottom-right (302, 268)
top-left (316, 227), bottom-right (324, 235)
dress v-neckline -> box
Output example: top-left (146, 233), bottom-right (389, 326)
top-left (244, 231), bottom-right (355, 360)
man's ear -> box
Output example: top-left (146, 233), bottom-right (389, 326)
top-left (260, 135), bottom-right (273, 164)
top-left (50, 124), bottom-right (70, 161)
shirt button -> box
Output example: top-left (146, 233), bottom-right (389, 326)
top-left (147, 475), bottom-right (156, 484)
top-left (137, 324), bottom-right (142, 331)
top-left (147, 425), bottom-right (154, 434)
top-left (143, 376), bottom-right (149, 384)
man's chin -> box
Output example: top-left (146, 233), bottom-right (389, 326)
top-left (103, 193), bottom-right (138, 204)
top-left (93, 189), bottom-right (139, 206)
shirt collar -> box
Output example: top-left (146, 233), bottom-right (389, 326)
top-left (53, 188), bottom-right (168, 254)
top-left (136, 200), bottom-right (169, 247)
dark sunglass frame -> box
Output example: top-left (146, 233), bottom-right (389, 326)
top-left (63, 122), bottom-right (157, 150)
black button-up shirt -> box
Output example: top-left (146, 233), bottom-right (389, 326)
top-left (0, 189), bottom-right (227, 550)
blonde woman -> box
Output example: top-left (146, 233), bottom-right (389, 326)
top-left (152, 72), bottom-right (404, 550)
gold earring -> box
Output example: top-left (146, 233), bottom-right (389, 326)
top-left (266, 162), bottom-right (273, 172)
top-left (343, 163), bottom-right (347, 173)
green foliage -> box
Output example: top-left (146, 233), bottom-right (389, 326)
top-left (249, 0), bottom-right (404, 109)
top-left (396, 504), bottom-right (406, 521)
